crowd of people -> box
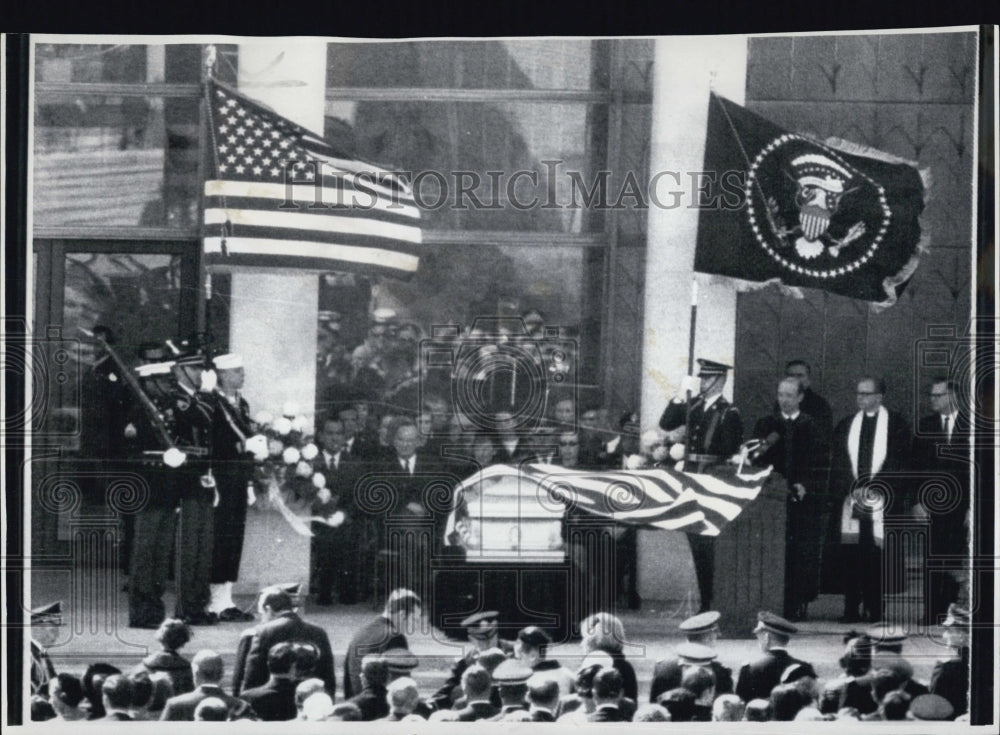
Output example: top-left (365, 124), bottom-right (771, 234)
top-left (29, 590), bottom-right (970, 722)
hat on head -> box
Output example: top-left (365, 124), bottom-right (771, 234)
top-left (909, 693), bottom-right (954, 721)
top-left (372, 308), bottom-right (397, 324)
top-left (382, 648), bottom-right (418, 674)
top-left (492, 659), bottom-right (532, 685)
top-left (753, 611), bottom-right (797, 636)
top-left (31, 601), bottom-right (63, 625)
top-left (461, 610), bottom-right (499, 639)
top-left (676, 642), bottom-right (718, 666)
top-left (517, 625), bottom-right (552, 649)
top-left (942, 603), bottom-right (970, 628)
top-left (136, 361), bottom-right (174, 377)
top-left (679, 610), bottom-right (721, 636)
top-left (696, 359), bottom-right (732, 377)
top-left (212, 353), bottom-right (243, 370)
top-left (866, 624), bottom-right (907, 649)
top-left (475, 647), bottom-right (508, 673)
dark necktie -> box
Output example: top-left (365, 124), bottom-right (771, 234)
top-left (857, 414), bottom-right (877, 477)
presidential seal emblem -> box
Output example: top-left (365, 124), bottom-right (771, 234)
top-left (745, 134), bottom-right (892, 280)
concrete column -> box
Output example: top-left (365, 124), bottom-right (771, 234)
top-left (228, 41), bottom-right (328, 595)
top-left (636, 36), bottom-right (748, 603)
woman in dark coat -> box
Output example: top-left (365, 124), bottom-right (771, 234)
top-left (135, 618), bottom-right (195, 695)
top-left (579, 612), bottom-right (638, 702)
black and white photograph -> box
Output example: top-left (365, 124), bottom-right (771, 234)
top-left (2, 26), bottom-right (996, 730)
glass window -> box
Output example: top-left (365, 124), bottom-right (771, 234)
top-left (56, 252), bottom-right (184, 453)
top-left (33, 94), bottom-right (200, 228)
top-left (327, 39), bottom-right (607, 90)
top-left (34, 43), bottom-right (205, 84)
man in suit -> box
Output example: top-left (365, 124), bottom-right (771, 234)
top-left (659, 358), bottom-right (743, 612)
top-left (98, 675), bottom-right (134, 721)
top-left (453, 665), bottom-right (501, 721)
top-left (912, 378), bottom-right (970, 623)
top-left (494, 411), bottom-right (536, 464)
top-left (206, 354), bottom-right (255, 622)
top-left (343, 588), bottom-right (421, 698)
top-left (160, 650), bottom-right (256, 721)
top-left (829, 377), bottom-right (912, 624)
top-left (526, 675), bottom-right (560, 722)
top-left (241, 587), bottom-right (335, 695)
top-left (232, 583), bottom-right (299, 696)
top-left (310, 417), bottom-right (362, 606)
top-left (431, 610), bottom-right (514, 710)
top-left (587, 668), bottom-right (626, 722)
top-left (516, 626), bottom-right (575, 695)
top-left (239, 641), bottom-right (299, 721)
top-left (378, 677), bottom-right (421, 721)
top-left (649, 611), bottom-right (733, 702)
top-left (782, 359), bottom-right (833, 447)
top-left (754, 377), bottom-right (827, 620)
top-left (346, 655), bottom-right (390, 721)
top-left (735, 611), bottom-right (816, 703)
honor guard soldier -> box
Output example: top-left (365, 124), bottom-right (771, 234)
top-left (487, 660), bottom-right (532, 721)
top-left (735, 611), bottom-right (816, 703)
top-left (930, 603), bottom-right (970, 719)
top-left (659, 359), bottom-right (743, 611)
top-left (30, 602), bottom-right (62, 697)
top-left (207, 353), bottom-right (256, 622)
top-left (169, 355), bottom-right (219, 626)
top-left (649, 611), bottom-right (733, 702)
top-left (431, 611), bottom-right (514, 710)
top-left (382, 648), bottom-right (434, 718)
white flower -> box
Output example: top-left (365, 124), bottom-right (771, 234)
top-left (329, 510), bottom-right (345, 527)
top-left (668, 443), bottom-right (686, 461)
top-left (300, 443), bottom-right (319, 461)
top-left (281, 401), bottom-right (299, 418)
top-left (292, 416), bottom-right (309, 433)
top-left (652, 445), bottom-right (669, 463)
top-left (295, 460), bottom-right (313, 478)
top-left (273, 416), bottom-right (293, 435)
top-left (624, 453), bottom-right (648, 470)
top-left (163, 447), bottom-right (187, 468)
top-left (245, 434), bottom-right (269, 461)
top-left (316, 487), bottom-right (331, 503)
top-left (283, 446), bottom-right (301, 464)
top-left (254, 410), bottom-right (274, 426)
top-left (312, 472), bottom-right (327, 489)
top-left (268, 438), bottom-right (285, 457)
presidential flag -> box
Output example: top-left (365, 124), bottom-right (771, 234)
top-left (202, 79), bottom-right (422, 279)
top-left (454, 463), bottom-right (771, 537)
top-left (695, 93), bottom-right (929, 308)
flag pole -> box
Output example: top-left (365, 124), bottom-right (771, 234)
top-left (684, 279), bottom-right (698, 462)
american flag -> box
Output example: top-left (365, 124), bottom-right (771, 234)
top-left (471, 463), bottom-right (772, 537)
top-left (202, 80), bottom-right (422, 279)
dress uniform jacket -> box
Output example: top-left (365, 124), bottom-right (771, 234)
top-left (241, 611), bottom-right (335, 695)
top-left (210, 392), bottom-right (255, 584)
top-left (735, 648), bottom-right (816, 703)
top-left (343, 616), bottom-right (408, 699)
top-left (659, 395), bottom-right (743, 469)
top-left (649, 657), bottom-right (733, 702)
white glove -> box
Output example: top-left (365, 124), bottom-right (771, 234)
top-left (316, 487), bottom-right (332, 504)
top-left (329, 510), bottom-right (345, 527)
top-left (680, 375), bottom-right (701, 396)
top-left (199, 368), bottom-right (217, 392)
top-left (124, 423), bottom-right (137, 439)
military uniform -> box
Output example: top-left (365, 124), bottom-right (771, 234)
top-left (29, 602), bottom-right (62, 698)
top-left (735, 612), bottom-right (816, 702)
top-left (649, 613), bottom-right (733, 702)
top-left (430, 612), bottom-right (514, 710)
top-left (659, 359), bottom-right (743, 611)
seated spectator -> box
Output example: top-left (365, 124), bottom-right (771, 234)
top-left (861, 667), bottom-right (905, 719)
top-left (743, 698), bottom-right (772, 721)
top-left (347, 654), bottom-right (390, 721)
top-left (138, 618), bottom-right (194, 695)
top-left (134, 672), bottom-right (173, 721)
top-left (82, 662), bottom-right (122, 719)
top-left (526, 675), bottom-right (560, 722)
top-left (488, 660), bottom-right (532, 721)
top-left (194, 697), bottom-right (229, 721)
top-left (330, 702), bottom-right (362, 721)
top-left (681, 664), bottom-right (715, 721)
top-left (301, 692), bottom-right (334, 721)
top-left (658, 687), bottom-right (696, 722)
top-left (587, 667), bottom-right (626, 722)
top-left (294, 678), bottom-right (325, 720)
top-left (881, 690), bottom-right (912, 721)
top-left (633, 703), bottom-right (671, 722)
top-left (516, 626), bottom-right (574, 695)
top-left (48, 673), bottom-right (86, 721)
top-left (453, 664), bottom-right (499, 721)
top-left (579, 612), bottom-right (638, 701)
top-left (557, 660), bottom-right (606, 721)
top-left (160, 649), bottom-right (256, 721)
top-left (712, 693), bottom-right (745, 722)
top-left (100, 674), bottom-right (135, 721)
top-left (381, 677), bottom-right (421, 721)
top-left (770, 682), bottom-right (807, 721)
top-left (240, 641), bottom-right (299, 721)
top-left (127, 671), bottom-right (153, 719)
top-left (821, 633), bottom-right (872, 714)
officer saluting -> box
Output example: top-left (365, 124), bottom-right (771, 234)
top-left (659, 359), bottom-right (743, 611)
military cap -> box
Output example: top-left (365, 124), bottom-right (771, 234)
top-left (866, 624), bottom-right (907, 648)
top-left (696, 359), bottom-right (732, 377)
top-left (676, 642), bottom-right (718, 666)
top-left (262, 582), bottom-right (300, 596)
top-left (461, 610), bottom-right (499, 638)
top-left (30, 601), bottom-right (63, 625)
top-left (136, 361), bottom-right (174, 377)
top-left (679, 610), bottom-right (721, 636)
top-left (372, 308), bottom-right (398, 324)
top-left (475, 648), bottom-right (508, 673)
top-left (212, 353), bottom-right (243, 370)
top-left (382, 648), bottom-right (419, 673)
top-left (492, 660), bottom-right (532, 685)
top-left (517, 625), bottom-right (552, 648)
top-left (753, 611), bottom-right (797, 636)
top-left (942, 603), bottom-right (970, 627)
top-left (910, 693), bottom-right (954, 721)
